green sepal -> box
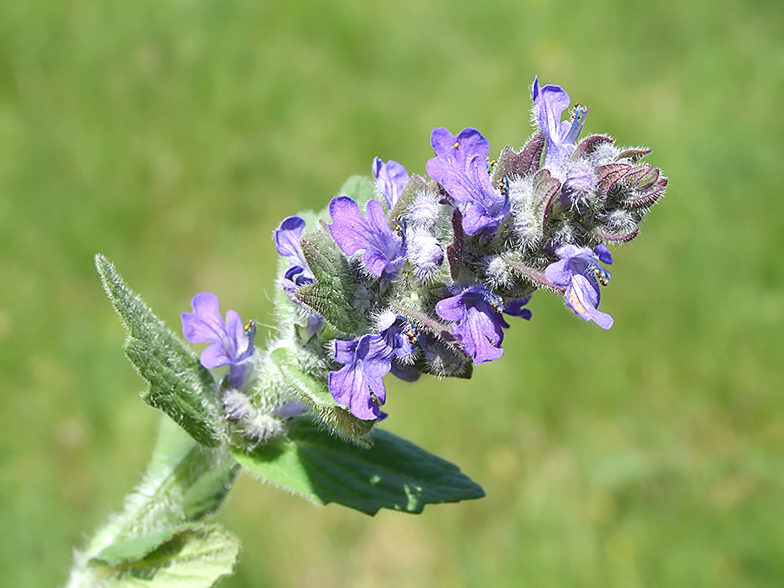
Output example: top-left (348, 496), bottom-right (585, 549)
top-left (87, 524), bottom-right (240, 588)
top-left (270, 347), bottom-right (375, 443)
top-left (233, 415), bottom-right (485, 516)
top-left (389, 174), bottom-right (429, 224)
top-left (295, 232), bottom-right (360, 333)
top-left (95, 255), bottom-right (222, 447)
top-left (500, 254), bottom-right (562, 293)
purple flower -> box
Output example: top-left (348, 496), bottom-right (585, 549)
top-left (373, 157), bottom-right (409, 210)
top-left (328, 196), bottom-right (405, 280)
top-left (274, 216), bottom-right (322, 336)
top-left (436, 286), bottom-right (530, 365)
top-left (275, 216), bottom-right (314, 291)
top-left (532, 76), bottom-right (588, 170)
top-left (182, 293), bottom-right (256, 389)
top-left (544, 244), bottom-right (614, 329)
top-left (425, 127), bottom-right (511, 236)
top-left (504, 296), bottom-right (534, 321)
top-left (328, 315), bottom-right (414, 420)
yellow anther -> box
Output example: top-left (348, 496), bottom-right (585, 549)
top-left (569, 292), bottom-right (586, 314)
top-left (453, 142), bottom-right (460, 148)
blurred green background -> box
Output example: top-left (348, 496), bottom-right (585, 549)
top-left (1, 0), bottom-right (783, 586)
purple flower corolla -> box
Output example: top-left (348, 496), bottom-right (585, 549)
top-left (182, 293), bottom-right (256, 389)
top-left (436, 286), bottom-right (531, 365)
top-left (544, 244), bottom-right (614, 329)
top-left (532, 76), bottom-right (588, 170)
top-left (504, 296), bottom-right (534, 321)
top-left (274, 216), bottom-right (322, 336)
top-left (275, 216), bottom-right (314, 291)
top-left (373, 157), bottom-right (409, 210)
top-left (425, 127), bottom-right (511, 236)
top-left (328, 196), bottom-right (405, 280)
top-left (328, 315), bottom-right (415, 420)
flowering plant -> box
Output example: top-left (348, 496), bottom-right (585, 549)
top-left (67, 78), bottom-right (666, 587)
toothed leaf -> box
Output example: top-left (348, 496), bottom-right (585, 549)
top-left (234, 415), bottom-right (485, 516)
top-left (88, 524), bottom-right (240, 588)
top-left (96, 255), bottom-right (222, 447)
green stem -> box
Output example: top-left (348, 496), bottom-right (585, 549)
top-left (65, 417), bottom-right (239, 587)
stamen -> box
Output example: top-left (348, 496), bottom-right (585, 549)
top-left (481, 290), bottom-right (504, 313)
top-left (569, 291), bottom-right (586, 314)
top-left (593, 265), bottom-right (610, 286)
top-left (564, 104), bottom-right (589, 145)
top-left (499, 177), bottom-right (510, 199)
top-left (394, 215), bottom-right (407, 236)
top-left (244, 320), bottom-right (257, 344)
top-left (407, 324), bottom-right (418, 345)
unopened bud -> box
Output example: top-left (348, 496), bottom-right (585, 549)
top-left (560, 162), bottom-right (595, 207)
top-left (408, 193), bottom-right (442, 231)
top-left (223, 390), bottom-right (254, 422)
top-left (408, 233), bottom-right (444, 282)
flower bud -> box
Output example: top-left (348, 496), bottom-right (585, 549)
top-left (408, 232), bottom-right (444, 282)
top-left (560, 162), bottom-right (595, 207)
top-left (483, 255), bottom-right (514, 289)
top-left (408, 193), bottom-right (442, 231)
top-left (244, 413), bottom-right (285, 442)
top-left (223, 390), bottom-right (254, 422)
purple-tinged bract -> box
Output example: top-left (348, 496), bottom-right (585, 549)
top-left (373, 157), bottom-right (409, 210)
top-left (545, 245), bottom-right (614, 329)
top-left (426, 127), bottom-right (511, 236)
top-left (182, 292), bottom-right (255, 388)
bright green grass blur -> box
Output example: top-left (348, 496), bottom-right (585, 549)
top-left (1, 0), bottom-right (783, 586)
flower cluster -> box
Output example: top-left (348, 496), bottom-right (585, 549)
top-left (181, 78), bottom-right (667, 427)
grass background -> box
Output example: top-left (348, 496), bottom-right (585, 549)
top-left (1, 0), bottom-right (783, 586)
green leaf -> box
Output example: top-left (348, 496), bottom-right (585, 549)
top-left (95, 255), bottom-right (222, 447)
top-left (270, 347), bottom-right (374, 443)
top-left (337, 174), bottom-right (375, 208)
top-left (89, 524), bottom-right (240, 588)
top-left (89, 529), bottom-right (181, 568)
top-left (233, 415), bottom-right (485, 515)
